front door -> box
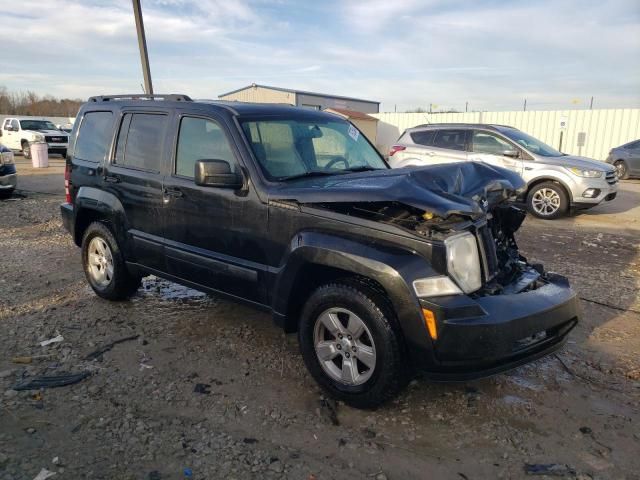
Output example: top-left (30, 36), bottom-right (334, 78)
top-left (468, 130), bottom-right (524, 175)
top-left (103, 110), bottom-right (169, 271)
top-left (162, 112), bottom-right (268, 304)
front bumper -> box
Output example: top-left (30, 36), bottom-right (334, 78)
top-left (47, 144), bottom-right (68, 151)
top-left (569, 174), bottom-right (618, 207)
top-left (0, 173), bottom-right (17, 190)
top-left (416, 273), bottom-right (579, 380)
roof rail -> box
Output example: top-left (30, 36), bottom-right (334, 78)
top-left (88, 94), bottom-right (192, 102)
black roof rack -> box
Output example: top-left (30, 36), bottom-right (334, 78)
top-left (89, 94), bottom-right (192, 102)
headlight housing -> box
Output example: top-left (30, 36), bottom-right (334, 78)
top-left (413, 276), bottom-right (462, 298)
top-left (565, 167), bottom-right (603, 178)
top-left (445, 232), bottom-right (482, 293)
top-left (33, 133), bottom-right (45, 142)
top-left (0, 150), bottom-right (14, 166)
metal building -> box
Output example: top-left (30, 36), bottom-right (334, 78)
top-left (218, 83), bottom-right (380, 113)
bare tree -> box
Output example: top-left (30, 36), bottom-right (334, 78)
top-left (0, 86), bottom-right (83, 116)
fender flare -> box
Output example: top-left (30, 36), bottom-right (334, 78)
top-left (525, 175), bottom-right (574, 203)
top-left (272, 230), bottom-right (441, 354)
top-left (73, 186), bottom-right (130, 251)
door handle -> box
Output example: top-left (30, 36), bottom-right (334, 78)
top-left (104, 174), bottom-right (120, 183)
top-left (163, 187), bottom-right (183, 198)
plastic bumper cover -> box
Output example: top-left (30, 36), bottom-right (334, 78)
top-left (418, 273), bottom-right (579, 380)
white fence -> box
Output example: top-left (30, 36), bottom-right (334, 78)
top-left (372, 109), bottom-right (640, 160)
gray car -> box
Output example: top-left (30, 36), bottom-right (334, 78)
top-left (606, 139), bottom-right (640, 179)
top-left (388, 124), bottom-right (618, 219)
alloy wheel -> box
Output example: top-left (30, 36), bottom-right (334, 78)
top-left (531, 188), bottom-right (561, 216)
top-left (87, 237), bottom-right (114, 287)
top-left (313, 307), bottom-right (376, 386)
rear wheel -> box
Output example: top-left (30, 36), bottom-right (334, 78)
top-left (527, 182), bottom-right (568, 219)
top-left (298, 280), bottom-right (408, 409)
top-left (81, 222), bottom-right (141, 300)
top-left (614, 160), bottom-right (629, 180)
top-left (21, 141), bottom-right (31, 160)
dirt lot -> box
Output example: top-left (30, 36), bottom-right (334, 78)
top-left (1, 158), bottom-right (639, 480)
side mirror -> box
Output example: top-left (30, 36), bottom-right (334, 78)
top-left (194, 159), bottom-right (243, 189)
top-left (502, 149), bottom-right (519, 158)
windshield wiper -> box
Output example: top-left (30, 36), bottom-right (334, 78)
top-left (278, 171), bottom-right (338, 182)
top-left (341, 166), bottom-right (383, 173)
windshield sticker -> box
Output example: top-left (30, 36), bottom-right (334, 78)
top-left (348, 124), bottom-right (360, 142)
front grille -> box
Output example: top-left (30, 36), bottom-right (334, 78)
top-left (605, 171), bottom-right (617, 185)
top-left (476, 224), bottom-right (499, 282)
top-left (45, 135), bottom-right (67, 144)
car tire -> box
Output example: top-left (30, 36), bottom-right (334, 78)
top-left (298, 279), bottom-right (408, 409)
top-left (526, 182), bottom-right (568, 220)
top-left (21, 142), bottom-right (31, 160)
top-left (614, 160), bottom-right (629, 180)
top-left (0, 189), bottom-right (14, 199)
top-left (60, 149), bottom-right (67, 159)
top-left (81, 221), bottom-right (141, 301)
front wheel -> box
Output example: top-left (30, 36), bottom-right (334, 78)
top-left (614, 160), bottom-right (629, 180)
top-left (22, 142), bottom-right (31, 160)
top-left (81, 222), bottom-right (141, 300)
top-left (298, 280), bottom-right (408, 409)
top-left (526, 182), bottom-right (568, 219)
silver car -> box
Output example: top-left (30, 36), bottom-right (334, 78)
top-left (388, 124), bottom-right (618, 219)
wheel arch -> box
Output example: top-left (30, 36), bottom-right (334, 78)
top-left (526, 176), bottom-right (573, 203)
top-left (73, 187), bottom-right (129, 250)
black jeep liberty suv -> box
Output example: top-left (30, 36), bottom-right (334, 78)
top-left (61, 94), bottom-right (579, 408)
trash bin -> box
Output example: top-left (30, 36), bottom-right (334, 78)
top-left (31, 142), bottom-right (49, 168)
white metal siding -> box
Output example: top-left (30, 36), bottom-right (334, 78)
top-left (372, 109), bottom-right (640, 160)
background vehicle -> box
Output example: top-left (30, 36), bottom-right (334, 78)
top-left (60, 95), bottom-right (578, 408)
top-left (606, 139), bottom-right (640, 179)
top-left (0, 144), bottom-right (17, 198)
top-left (0, 117), bottom-right (69, 159)
top-left (388, 124), bottom-right (618, 219)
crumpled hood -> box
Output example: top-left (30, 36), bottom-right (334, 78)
top-left (270, 162), bottom-right (526, 218)
top-left (537, 155), bottom-right (614, 172)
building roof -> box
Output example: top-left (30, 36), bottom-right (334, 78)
top-left (324, 107), bottom-right (377, 121)
top-left (218, 83), bottom-right (380, 105)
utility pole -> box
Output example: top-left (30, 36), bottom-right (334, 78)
top-left (523, 98), bottom-right (527, 111)
top-left (589, 96), bottom-right (594, 110)
top-left (132, 0), bottom-right (153, 95)
top-left (465, 101), bottom-right (468, 113)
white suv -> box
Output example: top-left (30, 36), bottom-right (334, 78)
top-left (1, 117), bottom-right (69, 159)
top-left (388, 124), bottom-right (618, 219)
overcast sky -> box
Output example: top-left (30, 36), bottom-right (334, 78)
top-left (1, 0), bottom-right (639, 112)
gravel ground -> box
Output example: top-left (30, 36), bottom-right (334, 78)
top-left (1, 190), bottom-right (639, 480)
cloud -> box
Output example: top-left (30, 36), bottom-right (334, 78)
top-left (0, 0), bottom-right (638, 111)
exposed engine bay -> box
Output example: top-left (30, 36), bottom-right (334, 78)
top-left (310, 200), bottom-right (548, 296)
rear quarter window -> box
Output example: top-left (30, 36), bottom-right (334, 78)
top-left (74, 111), bottom-right (114, 163)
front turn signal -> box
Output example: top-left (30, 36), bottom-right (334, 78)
top-left (422, 308), bottom-right (438, 340)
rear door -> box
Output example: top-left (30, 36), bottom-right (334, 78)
top-left (429, 128), bottom-right (470, 164)
top-left (104, 110), bottom-right (170, 272)
top-left (624, 140), bottom-right (640, 175)
top-left (468, 129), bottom-right (524, 175)
top-left (2, 119), bottom-right (19, 150)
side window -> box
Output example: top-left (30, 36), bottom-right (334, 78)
top-left (410, 130), bottom-right (435, 146)
top-left (175, 117), bottom-right (236, 178)
top-left (624, 140), bottom-right (640, 150)
top-left (433, 129), bottom-right (467, 151)
top-left (114, 113), bottom-right (167, 172)
top-left (74, 111), bottom-right (114, 163)
top-left (471, 131), bottom-right (514, 155)
top-left (2, 119), bottom-right (10, 130)
top-left (11, 119), bottom-right (19, 130)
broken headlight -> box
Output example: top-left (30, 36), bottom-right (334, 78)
top-left (445, 232), bottom-right (482, 293)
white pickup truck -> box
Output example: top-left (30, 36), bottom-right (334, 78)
top-left (0, 117), bottom-right (69, 159)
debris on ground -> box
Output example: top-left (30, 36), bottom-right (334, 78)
top-left (317, 396), bottom-right (339, 426)
top-left (12, 355), bottom-right (53, 364)
top-left (12, 372), bottom-right (91, 391)
top-left (84, 334), bottom-right (140, 360)
top-left (193, 383), bottom-right (211, 395)
top-left (39, 334), bottom-right (64, 347)
top-left (32, 468), bottom-right (57, 480)
top-left (524, 463), bottom-right (577, 476)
